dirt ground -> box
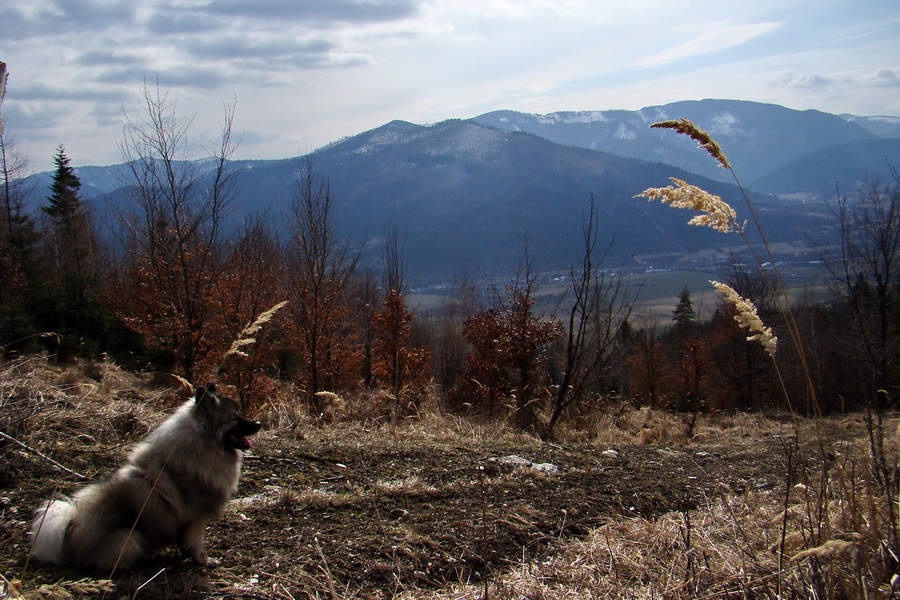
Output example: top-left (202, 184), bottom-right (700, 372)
top-left (0, 409), bottom-right (793, 600)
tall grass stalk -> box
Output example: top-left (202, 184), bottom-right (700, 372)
top-left (639, 118), bottom-right (818, 415)
top-left (639, 118), bottom-right (899, 599)
top-left (225, 300), bottom-right (289, 358)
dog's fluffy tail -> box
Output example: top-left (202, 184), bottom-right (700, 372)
top-left (29, 496), bottom-right (76, 565)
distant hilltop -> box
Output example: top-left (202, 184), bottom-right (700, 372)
top-left (22, 99), bottom-right (899, 276)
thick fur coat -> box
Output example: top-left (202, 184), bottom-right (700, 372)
top-left (29, 384), bottom-right (260, 571)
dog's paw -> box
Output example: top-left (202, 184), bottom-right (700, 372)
top-left (192, 551), bottom-right (220, 568)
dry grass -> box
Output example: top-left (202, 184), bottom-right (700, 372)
top-left (374, 476), bottom-right (438, 496)
top-left (0, 355), bottom-right (180, 451)
top-left (650, 119), bottom-right (731, 170)
top-left (710, 280), bottom-right (778, 357)
top-left (257, 387), bottom-right (543, 452)
top-left (3, 357), bottom-right (897, 600)
top-left (548, 402), bottom-right (790, 448)
top-left (636, 178), bottom-right (742, 234)
top-left (401, 422), bottom-right (900, 600)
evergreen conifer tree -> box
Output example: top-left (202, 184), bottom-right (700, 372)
top-left (41, 145), bottom-right (103, 357)
top-left (672, 285), bottom-right (697, 331)
top-left (44, 145), bottom-right (83, 221)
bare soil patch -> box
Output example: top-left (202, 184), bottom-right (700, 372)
top-left (2, 418), bottom-right (790, 599)
top-left (1, 359), bottom-right (820, 598)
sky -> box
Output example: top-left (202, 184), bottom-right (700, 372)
top-left (1, 0), bottom-right (899, 172)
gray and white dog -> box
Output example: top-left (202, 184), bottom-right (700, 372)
top-left (29, 384), bottom-right (260, 571)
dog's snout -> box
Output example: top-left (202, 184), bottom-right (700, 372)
top-left (242, 418), bottom-right (261, 435)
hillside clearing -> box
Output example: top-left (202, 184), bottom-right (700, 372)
top-left (0, 359), bottom-right (895, 599)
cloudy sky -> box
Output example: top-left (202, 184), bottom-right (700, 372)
top-left (2, 0), bottom-right (899, 171)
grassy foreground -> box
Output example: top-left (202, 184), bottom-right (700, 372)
top-left (0, 356), bottom-right (898, 599)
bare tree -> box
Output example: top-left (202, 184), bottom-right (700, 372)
top-left (675, 335), bottom-right (707, 436)
top-left (114, 82), bottom-right (239, 381)
top-left (723, 253), bottom-right (777, 315)
top-left (625, 319), bottom-right (669, 409)
top-left (544, 195), bottom-right (639, 440)
top-left (819, 176), bottom-right (900, 408)
top-left (0, 133), bottom-right (33, 259)
top-left (0, 63), bottom-right (40, 351)
top-left (352, 267), bottom-right (380, 388)
top-left (381, 224), bottom-right (406, 296)
top-left (0, 62), bottom-right (32, 247)
top-left (213, 215), bottom-right (285, 405)
top-left (497, 245), bottom-right (562, 432)
top-left (284, 156), bottom-right (360, 411)
top-left (431, 272), bottom-right (479, 391)
top-left (0, 61), bottom-right (6, 138)
top-left (371, 225), bottom-right (430, 411)
top-left (375, 225), bottom-right (406, 399)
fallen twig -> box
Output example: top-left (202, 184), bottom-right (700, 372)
top-left (0, 430), bottom-right (89, 481)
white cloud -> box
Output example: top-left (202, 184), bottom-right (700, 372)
top-left (870, 68), bottom-right (900, 86)
top-left (1, 0), bottom-right (898, 171)
top-left (780, 71), bottom-right (839, 89)
top-left (633, 21), bottom-right (783, 68)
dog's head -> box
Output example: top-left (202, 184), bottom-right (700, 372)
top-left (194, 384), bottom-right (261, 453)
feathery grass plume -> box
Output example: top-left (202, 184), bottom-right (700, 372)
top-left (651, 118), bottom-right (730, 169)
top-left (226, 301), bottom-right (288, 358)
top-left (636, 177), bottom-right (743, 233)
top-left (710, 281), bottom-right (777, 357)
top-left (790, 539), bottom-right (858, 562)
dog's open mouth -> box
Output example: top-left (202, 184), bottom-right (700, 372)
top-left (224, 432), bottom-right (253, 450)
top-left (224, 418), bottom-right (261, 451)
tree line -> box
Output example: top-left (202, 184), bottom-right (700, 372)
top-left (2, 81), bottom-right (897, 439)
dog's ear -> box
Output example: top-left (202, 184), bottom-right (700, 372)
top-left (194, 385), bottom-right (220, 409)
top-left (194, 383), bottom-right (217, 398)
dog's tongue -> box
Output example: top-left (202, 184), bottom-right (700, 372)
top-left (227, 434), bottom-right (253, 451)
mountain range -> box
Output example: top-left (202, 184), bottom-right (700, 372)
top-left (22, 99), bottom-right (900, 278)
top-left (473, 99), bottom-right (900, 194)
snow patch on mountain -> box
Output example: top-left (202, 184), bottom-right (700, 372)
top-left (614, 123), bottom-right (637, 140)
top-left (708, 111), bottom-right (742, 136)
top-left (537, 111), bottom-right (609, 125)
top-left (428, 124), bottom-right (504, 159)
top-left (639, 107), bottom-right (669, 123)
top-left (564, 111), bottom-right (609, 124)
top-left (867, 116), bottom-right (900, 124)
top-left (353, 126), bottom-right (427, 155)
top-left (844, 114), bottom-right (900, 125)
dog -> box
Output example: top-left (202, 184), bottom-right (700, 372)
top-left (29, 384), bottom-right (260, 571)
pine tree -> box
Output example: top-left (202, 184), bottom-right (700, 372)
top-left (41, 145), bottom-right (102, 357)
top-left (672, 285), bottom-right (697, 331)
top-left (44, 145), bottom-right (83, 221)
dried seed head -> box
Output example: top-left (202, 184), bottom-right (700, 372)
top-left (636, 178), bottom-right (743, 233)
top-left (790, 539), bottom-right (857, 562)
top-left (225, 300), bottom-right (288, 357)
top-left (651, 118), bottom-right (731, 169)
top-left (710, 281), bottom-right (777, 356)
